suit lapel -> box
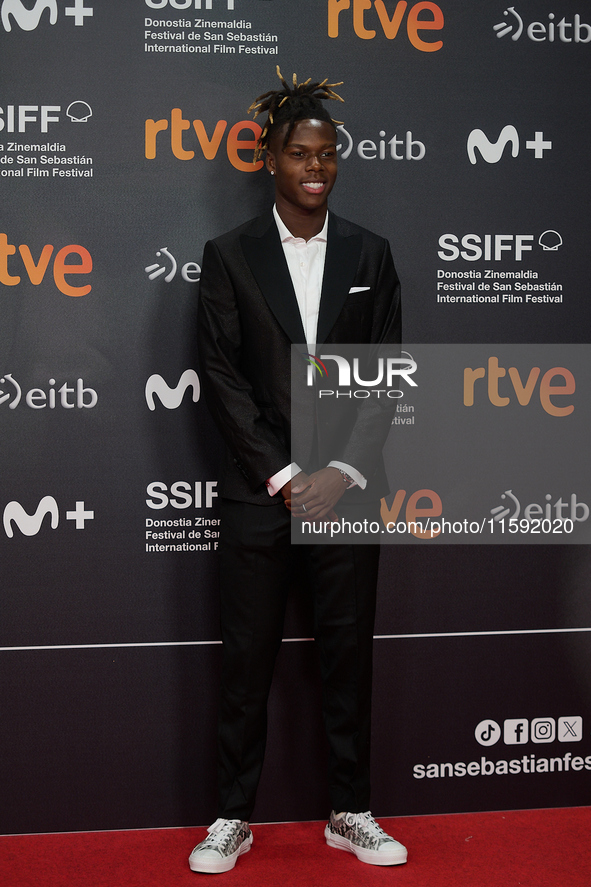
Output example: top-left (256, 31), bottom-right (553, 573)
top-left (239, 212), bottom-right (362, 346)
top-left (316, 215), bottom-right (362, 345)
top-left (240, 214), bottom-right (306, 344)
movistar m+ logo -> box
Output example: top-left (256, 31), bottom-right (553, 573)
top-left (3, 496), bottom-right (94, 537)
top-left (467, 125), bottom-right (552, 164)
top-left (1, 0), bottom-right (93, 32)
top-left (145, 369), bottom-right (200, 410)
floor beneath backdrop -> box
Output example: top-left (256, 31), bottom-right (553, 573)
top-left (2, 807), bottom-right (590, 887)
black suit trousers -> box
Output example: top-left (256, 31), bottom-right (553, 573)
top-left (216, 497), bottom-right (380, 821)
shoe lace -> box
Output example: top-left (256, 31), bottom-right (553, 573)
top-left (346, 811), bottom-right (387, 838)
top-left (204, 818), bottom-right (244, 851)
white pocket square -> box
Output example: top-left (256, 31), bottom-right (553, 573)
top-left (349, 286), bottom-right (371, 293)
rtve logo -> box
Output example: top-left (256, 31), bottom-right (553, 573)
top-left (145, 111), bottom-right (262, 171)
top-left (3, 496), bottom-right (94, 537)
top-left (476, 718), bottom-right (583, 746)
top-left (0, 234), bottom-right (92, 296)
top-left (467, 125), bottom-right (552, 164)
top-left (328, 0), bottom-right (444, 51)
top-left (463, 357), bottom-right (575, 417)
top-left (494, 6), bottom-right (591, 43)
top-left (0, 0), bottom-right (93, 32)
top-left (145, 369), bottom-right (200, 410)
top-left (380, 489), bottom-right (442, 539)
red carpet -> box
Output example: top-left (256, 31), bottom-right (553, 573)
top-left (2, 807), bottom-right (590, 887)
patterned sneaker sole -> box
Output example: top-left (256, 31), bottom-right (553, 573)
top-left (189, 834), bottom-right (252, 874)
top-left (325, 826), bottom-right (407, 866)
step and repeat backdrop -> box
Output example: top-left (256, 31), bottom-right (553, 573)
top-left (1, 0), bottom-right (590, 834)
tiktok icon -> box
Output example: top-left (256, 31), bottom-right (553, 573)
top-left (475, 719), bottom-right (501, 747)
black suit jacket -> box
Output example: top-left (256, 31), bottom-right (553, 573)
top-left (197, 211), bottom-right (401, 505)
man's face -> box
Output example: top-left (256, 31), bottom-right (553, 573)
top-left (266, 118), bottom-right (338, 215)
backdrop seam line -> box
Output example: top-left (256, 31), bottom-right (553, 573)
top-left (1, 627), bottom-right (591, 652)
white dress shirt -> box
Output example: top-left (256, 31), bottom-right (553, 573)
top-left (273, 205), bottom-right (327, 348)
top-left (265, 207), bottom-right (366, 496)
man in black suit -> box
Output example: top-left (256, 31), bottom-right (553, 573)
top-left (190, 70), bottom-right (406, 874)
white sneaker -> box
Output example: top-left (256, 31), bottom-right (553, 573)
top-left (325, 810), bottom-right (407, 866)
top-left (189, 818), bottom-right (253, 874)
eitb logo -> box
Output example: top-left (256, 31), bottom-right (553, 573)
top-left (493, 6), bottom-right (591, 44)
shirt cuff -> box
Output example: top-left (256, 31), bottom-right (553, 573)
top-left (266, 463), bottom-right (302, 497)
top-left (328, 461), bottom-right (366, 490)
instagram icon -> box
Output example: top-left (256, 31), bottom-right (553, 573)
top-left (531, 718), bottom-right (556, 743)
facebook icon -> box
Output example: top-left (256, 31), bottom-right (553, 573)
top-left (504, 718), bottom-right (529, 745)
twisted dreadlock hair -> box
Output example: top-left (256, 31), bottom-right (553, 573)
top-left (248, 66), bottom-right (344, 164)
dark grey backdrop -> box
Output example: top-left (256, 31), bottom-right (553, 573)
top-left (1, 0), bottom-right (590, 834)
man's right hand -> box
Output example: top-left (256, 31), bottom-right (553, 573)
top-left (281, 471), bottom-right (310, 506)
top-left (282, 470), bottom-right (340, 522)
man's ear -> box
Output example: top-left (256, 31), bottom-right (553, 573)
top-left (265, 150), bottom-right (276, 175)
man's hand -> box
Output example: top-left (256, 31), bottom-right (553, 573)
top-left (289, 467), bottom-right (347, 521)
top-left (280, 470), bottom-right (310, 506)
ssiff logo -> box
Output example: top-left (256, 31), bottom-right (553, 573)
top-left (494, 7), bottom-right (591, 43)
top-left (0, 102), bottom-right (91, 133)
top-left (145, 1), bottom-right (235, 9)
top-left (328, 0), bottom-right (444, 51)
top-left (1, 0), bottom-right (93, 31)
top-left (438, 231), bottom-right (562, 261)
